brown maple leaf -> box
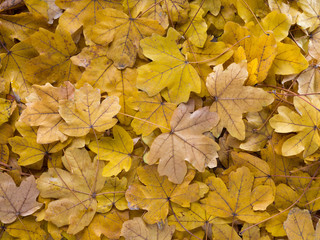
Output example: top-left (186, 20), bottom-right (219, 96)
top-left (145, 100), bottom-right (219, 184)
top-left (0, 173), bottom-right (42, 224)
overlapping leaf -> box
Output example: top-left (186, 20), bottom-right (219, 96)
top-left (125, 165), bottom-right (201, 224)
top-left (137, 28), bottom-right (201, 104)
top-left (0, 173), bottom-right (42, 224)
top-left (270, 96), bottom-right (320, 157)
top-left (207, 62), bottom-right (274, 140)
top-left (59, 83), bottom-right (121, 137)
top-left (37, 147), bottom-right (106, 234)
top-left (145, 100), bottom-right (219, 184)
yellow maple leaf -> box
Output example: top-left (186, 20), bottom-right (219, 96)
top-left (20, 82), bottom-right (74, 144)
top-left (89, 125), bottom-right (133, 177)
top-left (201, 167), bottom-right (270, 223)
top-left (8, 122), bottom-right (69, 167)
top-left (124, 0), bottom-right (169, 28)
top-left (25, 28), bottom-right (81, 85)
top-left (121, 217), bottom-right (175, 240)
top-left (79, 210), bottom-right (129, 240)
top-left (0, 13), bottom-right (49, 41)
top-left (56, 0), bottom-right (122, 35)
top-left (72, 45), bottom-right (138, 125)
top-left (168, 202), bottom-right (226, 231)
top-left (145, 100), bottom-right (219, 184)
top-left (125, 165), bottom-right (201, 224)
top-left (128, 91), bottom-right (177, 136)
top-left (90, 7), bottom-right (165, 69)
top-left (269, 96), bottom-right (320, 157)
top-left (37, 148), bottom-right (106, 234)
top-left (0, 40), bottom-right (37, 100)
top-left (0, 98), bottom-right (15, 125)
top-left (178, 4), bottom-right (207, 48)
top-left (59, 83), bottom-right (120, 137)
top-left (24, 0), bottom-right (62, 23)
top-left (3, 216), bottom-right (47, 240)
top-left (207, 62), bottom-right (274, 140)
top-left (271, 41), bottom-right (308, 75)
top-left (137, 28), bottom-right (201, 104)
top-left (96, 177), bottom-right (128, 213)
top-left (0, 173), bottom-right (42, 224)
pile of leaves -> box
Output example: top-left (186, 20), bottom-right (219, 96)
top-left (1, 0), bottom-right (320, 239)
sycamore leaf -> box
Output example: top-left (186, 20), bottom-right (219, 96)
top-left (240, 109), bottom-right (273, 151)
top-left (183, 39), bottom-right (234, 67)
top-left (25, 27), bottom-right (81, 85)
top-left (269, 96), bottom-right (320, 157)
top-left (297, 65), bottom-right (320, 95)
top-left (168, 202), bottom-right (227, 231)
top-left (309, 28), bottom-right (320, 60)
top-left (245, 32), bottom-right (277, 85)
top-left (163, 0), bottom-right (190, 24)
top-left (56, 0), bottom-right (122, 34)
top-left (145, 100), bottom-right (219, 184)
top-left (37, 147), bottom-right (106, 234)
top-left (24, 0), bottom-right (62, 23)
top-left (260, 11), bottom-right (291, 42)
top-left (96, 177), bottom-right (127, 212)
top-left (4, 216), bottom-right (47, 240)
top-left (0, 41), bottom-right (38, 100)
top-left (261, 145), bottom-right (302, 185)
top-left (128, 92), bottom-right (177, 136)
top-left (297, 0), bottom-right (320, 31)
top-left (79, 210), bottom-right (129, 239)
top-left (125, 165), bottom-right (201, 224)
top-left (124, 0), bottom-right (169, 28)
top-left (121, 217), bottom-right (175, 240)
top-left (202, 167), bottom-right (270, 223)
top-left (0, 173), bottom-right (42, 224)
top-left (0, 98), bottom-right (15, 125)
top-left (206, 62), bottom-right (274, 140)
top-left (178, 4), bottom-right (207, 48)
top-left (90, 7), bottom-right (165, 69)
top-left (236, 0), bottom-right (269, 23)
top-left (271, 42), bottom-right (308, 75)
top-left (20, 82), bottom-right (74, 144)
top-left (137, 28), bottom-right (201, 104)
top-left (284, 207), bottom-right (318, 240)
top-left (59, 83), bottom-right (121, 137)
top-left (89, 125), bottom-right (133, 177)
top-left (193, 0), bottom-right (221, 15)
top-left (8, 122), bottom-right (68, 166)
top-left (230, 151), bottom-right (276, 193)
top-left (212, 223), bottom-right (242, 240)
top-left (73, 45), bottom-right (138, 125)
top-left (0, 13), bottom-right (49, 41)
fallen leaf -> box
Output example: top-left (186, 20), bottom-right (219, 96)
top-left (284, 207), bottom-right (318, 240)
top-left (90, 7), bottom-right (165, 68)
top-left (89, 125), bottom-right (133, 177)
top-left (125, 165), bottom-right (201, 224)
top-left (269, 96), bottom-right (320, 157)
top-left (37, 147), bottom-right (106, 234)
top-left (121, 217), bottom-right (175, 240)
top-left (59, 83), bottom-right (120, 137)
top-left (137, 27), bottom-right (201, 104)
top-left (20, 82), bottom-right (74, 144)
top-left (202, 167), bottom-right (270, 223)
top-left (0, 173), bottom-right (42, 224)
top-left (206, 62), bottom-right (274, 140)
top-left (146, 100), bottom-right (219, 184)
